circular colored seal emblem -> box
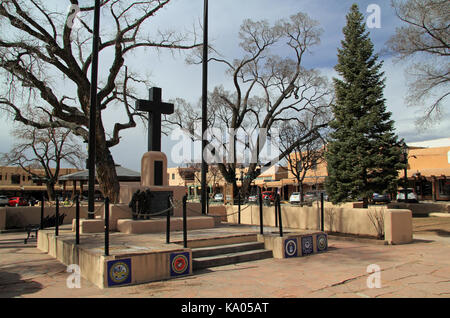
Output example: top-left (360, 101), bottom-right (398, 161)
top-left (172, 254), bottom-right (189, 275)
top-left (301, 236), bottom-right (314, 255)
top-left (109, 261), bottom-right (130, 284)
top-left (285, 239), bottom-right (298, 258)
top-left (317, 234), bottom-right (328, 252)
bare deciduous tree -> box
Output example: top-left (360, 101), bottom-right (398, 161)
top-left (279, 112), bottom-right (328, 203)
top-left (177, 163), bottom-right (224, 195)
top-left (167, 12), bottom-right (333, 197)
top-left (0, 0), bottom-right (200, 202)
top-left (1, 115), bottom-right (86, 200)
top-left (387, 0), bottom-right (450, 126)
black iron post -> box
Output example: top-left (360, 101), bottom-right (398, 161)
top-left (55, 197), bottom-right (59, 236)
top-left (201, 0), bottom-right (209, 215)
top-left (75, 195), bottom-right (80, 245)
top-left (87, 0), bottom-right (101, 220)
top-left (166, 196), bottom-right (171, 244)
top-left (40, 197), bottom-right (44, 230)
top-left (183, 194), bottom-right (187, 248)
top-left (278, 195), bottom-right (283, 237)
top-left (104, 197), bottom-right (109, 256)
top-left (320, 192), bottom-right (324, 232)
top-left (206, 191), bottom-right (209, 215)
top-left (274, 194), bottom-right (278, 228)
top-left (259, 187), bottom-right (263, 235)
top-left (238, 192), bottom-right (241, 224)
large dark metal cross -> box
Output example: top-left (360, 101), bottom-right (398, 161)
top-left (136, 87), bottom-right (174, 152)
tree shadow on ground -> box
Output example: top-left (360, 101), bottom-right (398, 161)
top-left (0, 237), bottom-right (37, 249)
top-left (411, 238), bottom-right (435, 244)
top-left (0, 271), bottom-right (43, 298)
top-left (429, 229), bottom-right (450, 237)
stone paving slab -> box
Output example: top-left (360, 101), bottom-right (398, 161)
top-left (0, 221), bottom-right (449, 298)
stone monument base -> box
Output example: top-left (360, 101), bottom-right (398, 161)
top-left (257, 230), bottom-right (328, 259)
top-left (119, 185), bottom-right (186, 217)
top-left (72, 218), bottom-right (104, 234)
top-left (117, 216), bottom-right (217, 234)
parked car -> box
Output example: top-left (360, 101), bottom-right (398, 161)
top-left (262, 191), bottom-right (275, 202)
top-left (0, 195), bottom-right (9, 206)
top-left (214, 193), bottom-right (224, 202)
top-left (94, 194), bottom-right (104, 202)
top-left (248, 195), bottom-right (258, 203)
top-left (289, 192), bottom-right (301, 204)
top-left (372, 192), bottom-right (391, 204)
top-left (396, 188), bottom-right (418, 203)
top-left (303, 192), bottom-right (317, 202)
top-left (317, 191), bottom-right (329, 201)
top-left (8, 197), bottom-right (28, 207)
top-left (26, 197), bottom-right (38, 206)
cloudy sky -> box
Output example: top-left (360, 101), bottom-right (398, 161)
top-left (0, 0), bottom-right (448, 172)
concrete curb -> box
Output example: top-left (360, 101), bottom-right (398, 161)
top-left (429, 213), bottom-right (450, 218)
top-left (327, 234), bottom-right (388, 245)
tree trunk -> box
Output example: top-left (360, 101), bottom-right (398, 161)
top-left (362, 197), bottom-right (369, 209)
top-left (95, 125), bottom-right (120, 203)
top-left (240, 177), bottom-right (253, 198)
top-left (299, 182), bottom-right (304, 203)
top-left (46, 182), bottom-right (56, 201)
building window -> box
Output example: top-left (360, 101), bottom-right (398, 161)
top-left (172, 173), bottom-right (175, 180)
top-left (422, 180), bottom-right (433, 196)
top-left (438, 179), bottom-right (450, 196)
top-left (0, 175), bottom-right (2, 181)
top-left (22, 175), bottom-right (25, 181)
top-left (11, 174), bottom-right (21, 184)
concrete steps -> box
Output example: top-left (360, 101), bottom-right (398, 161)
top-left (192, 241), bottom-right (273, 270)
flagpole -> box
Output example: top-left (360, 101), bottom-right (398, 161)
top-left (201, 0), bottom-right (209, 215)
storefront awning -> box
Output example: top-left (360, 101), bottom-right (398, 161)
top-left (401, 168), bottom-right (450, 179)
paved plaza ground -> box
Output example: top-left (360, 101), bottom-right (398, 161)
top-left (0, 216), bottom-right (449, 299)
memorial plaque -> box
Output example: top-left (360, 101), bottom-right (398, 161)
top-left (154, 160), bottom-right (163, 186)
top-left (150, 191), bottom-right (173, 216)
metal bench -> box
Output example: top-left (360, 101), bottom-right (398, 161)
top-left (24, 224), bottom-right (40, 244)
top-left (23, 213), bottom-right (66, 244)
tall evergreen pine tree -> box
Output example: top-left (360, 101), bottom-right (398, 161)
top-left (325, 4), bottom-right (403, 206)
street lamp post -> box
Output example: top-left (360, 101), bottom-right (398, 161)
top-left (201, 0), bottom-right (209, 215)
top-left (403, 142), bottom-right (408, 202)
top-left (87, 0), bottom-right (101, 219)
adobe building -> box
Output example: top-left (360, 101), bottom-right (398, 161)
top-left (278, 138), bottom-right (450, 202)
top-left (167, 138), bottom-right (450, 202)
top-left (403, 138), bottom-right (450, 201)
top-left (58, 165), bottom-right (141, 200)
top-left (168, 166), bottom-right (225, 199)
top-left (168, 165), bottom-right (289, 200)
top-left (0, 166), bottom-right (79, 200)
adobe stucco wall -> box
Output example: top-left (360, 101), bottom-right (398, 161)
top-left (226, 203), bottom-right (413, 244)
top-left (0, 208), bottom-right (5, 230)
top-left (2, 205), bottom-right (102, 229)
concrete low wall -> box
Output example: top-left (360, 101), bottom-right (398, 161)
top-left (0, 201), bottom-right (208, 231)
top-left (1, 205), bottom-right (103, 229)
top-left (116, 217), bottom-right (216, 234)
top-left (0, 208), bottom-right (5, 230)
top-left (388, 202), bottom-right (450, 215)
top-left (226, 203), bottom-right (413, 244)
top-left (38, 229), bottom-right (192, 289)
